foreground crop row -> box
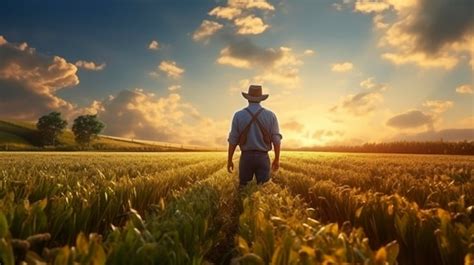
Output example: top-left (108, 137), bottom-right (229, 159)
top-left (0, 152), bottom-right (472, 264)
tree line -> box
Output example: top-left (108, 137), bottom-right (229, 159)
top-left (297, 141), bottom-right (474, 155)
top-left (37, 112), bottom-right (105, 146)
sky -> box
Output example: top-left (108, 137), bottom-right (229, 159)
top-left (0, 0), bottom-right (473, 147)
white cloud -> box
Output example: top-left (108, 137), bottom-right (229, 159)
top-left (228, 0), bottom-right (275, 11)
top-left (148, 40), bottom-right (160, 50)
top-left (168, 85), bottom-right (181, 92)
top-left (209, 6), bottom-right (242, 20)
top-left (234, 15), bottom-right (269, 35)
top-left (349, 0), bottom-right (473, 70)
top-left (330, 77), bottom-right (387, 116)
top-left (373, 14), bottom-right (389, 29)
top-left (422, 100), bottom-right (454, 113)
top-left (198, 0), bottom-right (275, 42)
top-left (354, 1), bottom-right (390, 13)
top-left (93, 89), bottom-right (228, 147)
top-left (304, 49), bottom-right (315, 56)
top-left (158, 60), bottom-right (185, 79)
top-left (75, 60), bottom-right (106, 71)
top-left (192, 20), bottom-right (224, 42)
top-left (456, 84), bottom-right (473, 94)
top-left (331, 62), bottom-right (353, 72)
top-left (360, 77), bottom-right (387, 90)
top-left (0, 36), bottom-right (79, 120)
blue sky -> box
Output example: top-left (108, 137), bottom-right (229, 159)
top-left (0, 0), bottom-right (472, 146)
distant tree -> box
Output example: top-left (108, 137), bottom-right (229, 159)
top-left (72, 115), bottom-right (105, 145)
top-left (36, 112), bottom-right (68, 146)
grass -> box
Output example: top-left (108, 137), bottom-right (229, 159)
top-left (0, 119), bottom-right (188, 151)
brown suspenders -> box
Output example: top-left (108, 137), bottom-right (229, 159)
top-left (238, 108), bottom-right (272, 146)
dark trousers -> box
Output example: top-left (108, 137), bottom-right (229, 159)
top-left (239, 151), bottom-right (270, 186)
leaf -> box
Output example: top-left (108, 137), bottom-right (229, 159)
top-left (385, 241), bottom-right (399, 264)
top-left (0, 212), bottom-right (9, 238)
top-left (37, 198), bottom-right (48, 211)
top-left (92, 244), bottom-right (106, 265)
top-left (237, 236), bottom-right (249, 254)
top-left (374, 247), bottom-right (387, 265)
top-left (53, 246), bottom-right (71, 265)
top-left (238, 253), bottom-right (265, 265)
top-left (76, 232), bottom-right (89, 254)
top-left (0, 238), bottom-right (14, 265)
top-left (355, 207), bottom-right (363, 218)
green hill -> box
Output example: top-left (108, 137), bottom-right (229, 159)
top-left (0, 120), bottom-right (188, 151)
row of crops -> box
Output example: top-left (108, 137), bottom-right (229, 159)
top-left (0, 152), bottom-right (473, 264)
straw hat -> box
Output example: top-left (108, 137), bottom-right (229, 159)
top-left (242, 85), bottom-right (268, 102)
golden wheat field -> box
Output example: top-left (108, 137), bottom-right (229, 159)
top-left (0, 152), bottom-right (473, 265)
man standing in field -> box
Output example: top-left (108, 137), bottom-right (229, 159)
top-left (227, 85), bottom-right (282, 185)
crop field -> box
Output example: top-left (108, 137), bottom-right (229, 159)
top-left (0, 152), bottom-right (473, 265)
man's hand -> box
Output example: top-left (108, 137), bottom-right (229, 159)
top-left (227, 144), bottom-right (237, 173)
top-left (227, 160), bottom-right (234, 173)
top-left (272, 159), bottom-right (279, 171)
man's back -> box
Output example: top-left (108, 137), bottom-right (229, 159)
top-left (228, 102), bottom-right (281, 152)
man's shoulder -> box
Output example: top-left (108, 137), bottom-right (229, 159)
top-left (261, 108), bottom-right (276, 118)
top-left (233, 106), bottom-right (276, 118)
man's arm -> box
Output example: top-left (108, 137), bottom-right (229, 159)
top-left (270, 112), bottom-right (282, 171)
top-left (227, 113), bottom-right (239, 173)
top-left (227, 144), bottom-right (237, 173)
top-left (272, 143), bottom-right (280, 171)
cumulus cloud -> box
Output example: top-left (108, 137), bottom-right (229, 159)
top-left (331, 62), bottom-right (353, 72)
top-left (234, 15), bottom-right (269, 35)
top-left (422, 100), bottom-right (453, 113)
top-left (340, 0), bottom-right (474, 70)
top-left (192, 20), bottom-right (224, 42)
top-left (359, 77), bottom-right (385, 89)
top-left (281, 120), bottom-right (304, 132)
top-left (228, 0), bottom-right (275, 11)
top-left (92, 89), bottom-right (227, 146)
top-left (354, 1), bottom-right (390, 13)
top-left (216, 38), bottom-right (283, 68)
top-left (304, 49), bottom-right (315, 56)
top-left (148, 40), bottom-right (160, 50)
top-left (332, 91), bottom-right (383, 116)
top-left (456, 84), bottom-right (473, 94)
top-left (158, 60), bottom-right (185, 79)
top-left (203, 0), bottom-right (275, 38)
top-left (386, 109), bottom-right (434, 129)
top-left (330, 77), bottom-right (387, 116)
top-left (217, 38), bottom-right (305, 88)
top-left (209, 6), bottom-right (242, 20)
top-left (75, 60), bottom-right (106, 71)
top-left (0, 35), bottom-right (79, 120)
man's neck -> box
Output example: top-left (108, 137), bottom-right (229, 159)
top-left (248, 102), bottom-right (261, 108)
